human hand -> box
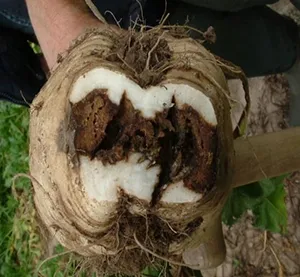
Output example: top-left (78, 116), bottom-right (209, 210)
top-left (25, 0), bottom-right (104, 69)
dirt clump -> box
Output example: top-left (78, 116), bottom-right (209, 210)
top-left (108, 31), bottom-right (172, 87)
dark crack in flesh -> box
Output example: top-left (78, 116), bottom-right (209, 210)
top-left (71, 90), bottom-right (218, 204)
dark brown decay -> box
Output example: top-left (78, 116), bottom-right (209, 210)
top-left (71, 89), bottom-right (218, 204)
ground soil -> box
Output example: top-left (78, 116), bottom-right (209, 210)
top-left (202, 2), bottom-right (300, 276)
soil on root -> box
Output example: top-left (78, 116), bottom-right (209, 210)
top-left (107, 30), bottom-right (172, 87)
top-left (75, 200), bottom-right (203, 276)
top-left (71, 90), bottom-right (218, 202)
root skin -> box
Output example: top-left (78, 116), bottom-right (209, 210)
top-left (29, 25), bottom-right (243, 274)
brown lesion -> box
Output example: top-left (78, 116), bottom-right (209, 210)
top-left (71, 90), bottom-right (218, 203)
top-left (71, 89), bottom-right (118, 155)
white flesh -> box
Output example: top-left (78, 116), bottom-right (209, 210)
top-left (70, 68), bottom-right (217, 125)
top-left (80, 153), bottom-right (160, 202)
top-left (161, 181), bottom-right (202, 203)
top-left (71, 68), bottom-right (216, 204)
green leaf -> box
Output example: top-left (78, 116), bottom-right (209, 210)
top-left (222, 189), bottom-right (246, 226)
top-left (28, 41), bottom-right (42, 54)
top-left (238, 116), bottom-right (248, 136)
top-left (222, 182), bottom-right (263, 226)
top-left (142, 266), bottom-right (164, 277)
top-left (222, 175), bottom-right (288, 234)
top-left (232, 258), bottom-right (242, 269)
top-left (253, 181), bottom-right (287, 233)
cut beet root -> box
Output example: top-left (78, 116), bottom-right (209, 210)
top-left (71, 89), bottom-right (218, 204)
top-left (29, 27), bottom-right (241, 274)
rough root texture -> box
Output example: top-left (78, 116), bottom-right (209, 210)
top-left (72, 90), bottom-right (218, 203)
top-left (73, 196), bottom-right (204, 276)
top-left (29, 26), bottom-right (241, 275)
top-left (108, 31), bottom-right (172, 87)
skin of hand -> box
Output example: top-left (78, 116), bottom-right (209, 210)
top-left (25, 0), bottom-right (103, 69)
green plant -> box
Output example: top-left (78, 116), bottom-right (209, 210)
top-left (0, 102), bottom-right (93, 277)
top-left (0, 102), bottom-right (34, 276)
top-left (222, 175), bottom-right (288, 234)
top-left (28, 41), bottom-right (42, 54)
